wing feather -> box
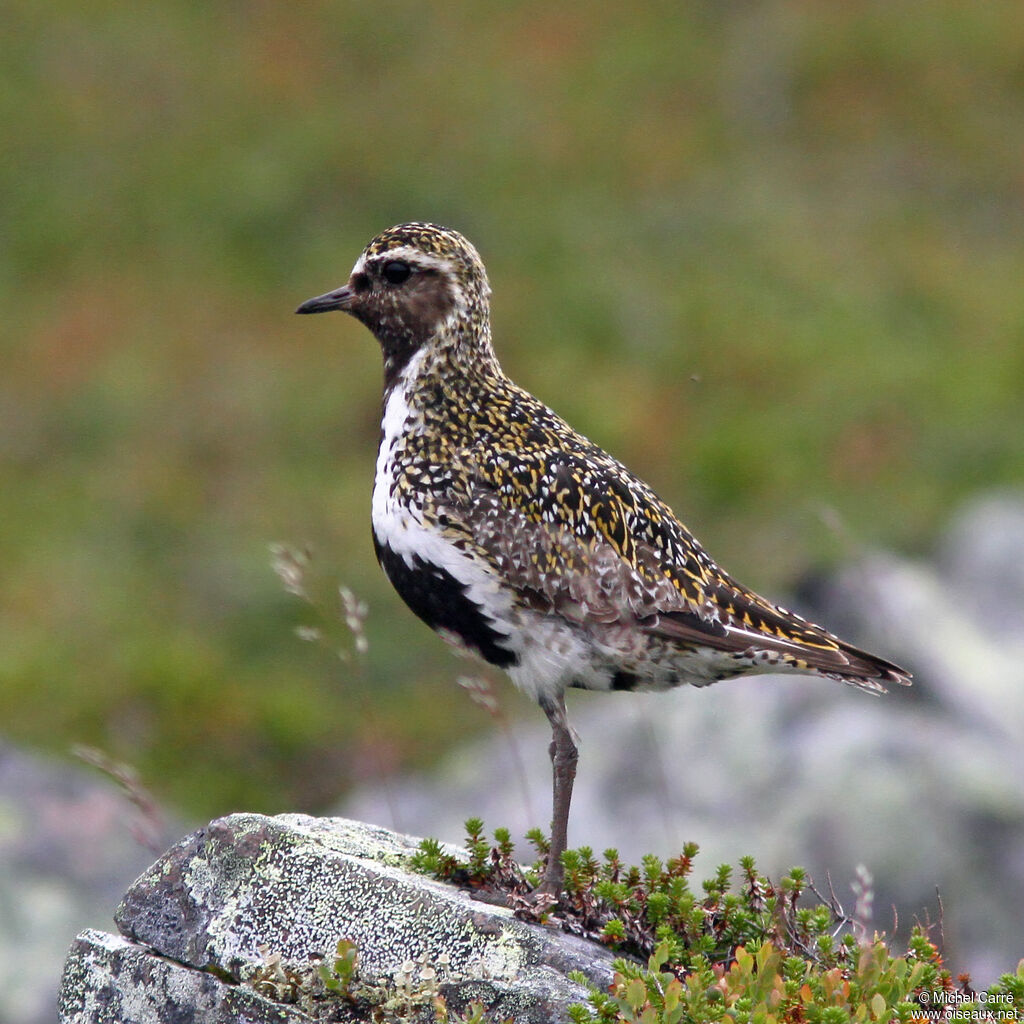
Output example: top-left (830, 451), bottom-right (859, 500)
top-left (434, 420), bottom-right (910, 692)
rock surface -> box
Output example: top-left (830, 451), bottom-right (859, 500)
top-left (61, 929), bottom-right (301, 1024)
top-left (59, 813), bottom-right (616, 1023)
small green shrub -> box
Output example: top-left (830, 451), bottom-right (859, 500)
top-left (411, 820), bottom-right (1024, 1024)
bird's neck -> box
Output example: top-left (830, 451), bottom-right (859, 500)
top-left (382, 316), bottom-right (504, 400)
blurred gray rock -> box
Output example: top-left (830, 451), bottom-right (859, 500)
top-left (937, 491), bottom-right (1024, 639)
top-left (59, 813), bottom-right (614, 1024)
top-left (342, 491), bottom-right (1024, 986)
top-left (0, 742), bottom-right (172, 1024)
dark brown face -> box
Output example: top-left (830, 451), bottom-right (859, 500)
top-left (351, 253), bottom-right (461, 346)
top-left (298, 252), bottom-right (468, 386)
top-left (297, 223), bottom-right (493, 385)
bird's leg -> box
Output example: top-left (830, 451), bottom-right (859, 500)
top-left (534, 693), bottom-right (578, 897)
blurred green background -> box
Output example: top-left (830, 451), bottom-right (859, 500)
top-left (3, 1), bottom-right (1022, 820)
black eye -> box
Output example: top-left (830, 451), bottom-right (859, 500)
top-left (382, 260), bottom-right (411, 285)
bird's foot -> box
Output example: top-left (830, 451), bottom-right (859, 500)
top-left (514, 864), bottom-right (563, 916)
top-left (510, 884), bottom-right (560, 920)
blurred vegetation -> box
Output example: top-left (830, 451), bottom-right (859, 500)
top-left (2, 1), bottom-right (1022, 819)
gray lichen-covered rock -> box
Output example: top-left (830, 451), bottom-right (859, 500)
top-left (60, 929), bottom-right (304, 1024)
top-left (59, 814), bottom-right (616, 1023)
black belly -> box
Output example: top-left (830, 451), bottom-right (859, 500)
top-left (373, 535), bottom-right (517, 669)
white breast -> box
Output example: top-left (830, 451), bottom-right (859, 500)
top-left (371, 360), bottom-right (515, 634)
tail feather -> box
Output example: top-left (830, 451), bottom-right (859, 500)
top-left (822, 639), bottom-right (912, 694)
top-left (651, 602), bottom-right (912, 694)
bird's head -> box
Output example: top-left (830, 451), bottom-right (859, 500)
top-left (297, 223), bottom-right (493, 381)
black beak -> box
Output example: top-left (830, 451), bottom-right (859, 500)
top-left (295, 284), bottom-right (355, 315)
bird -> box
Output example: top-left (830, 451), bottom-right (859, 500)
top-left (296, 222), bottom-right (911, 896)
